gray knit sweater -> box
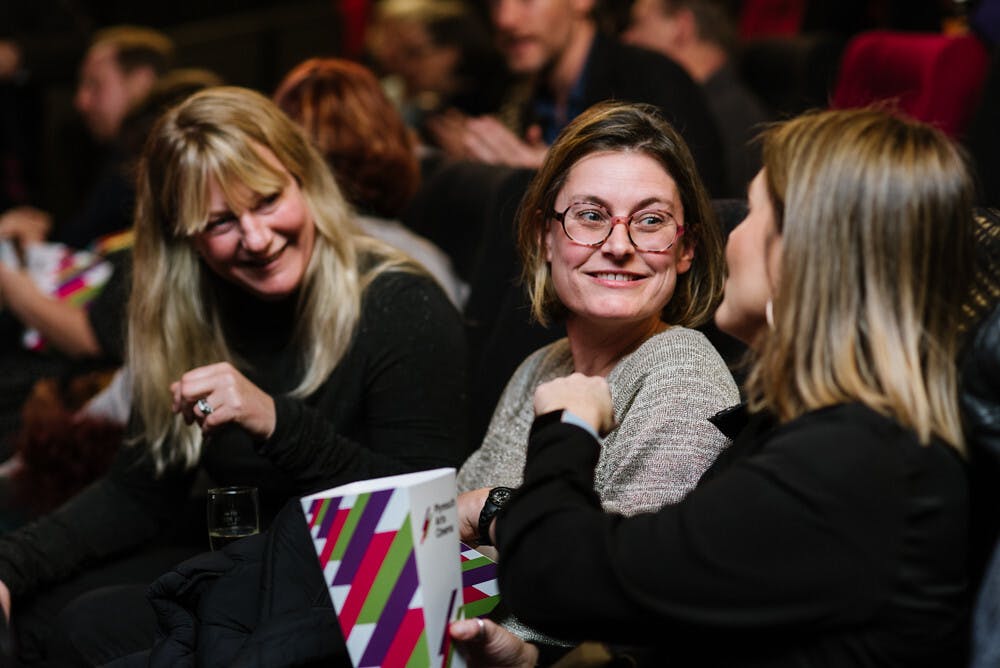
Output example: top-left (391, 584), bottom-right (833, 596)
top-left (457, 326), bottom-right (739, 515)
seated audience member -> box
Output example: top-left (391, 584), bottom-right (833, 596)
top-left (0, 25), bottom-right (174, 250)
top-left (0, 68), bottom-right (220, 360)
top-left (623, 0), bottom-right (770, 197)
top-left (0, 86), bottom-right (468, 667)
top-left (0, 68), bottom-right (220, 448)
top-left (458, 102), bottom-right (738, 522)
top-left (273, 57), bottom-right (467, 306)
top-left (965, 300), bottom-right (1000, 668)
top-left (453, 108), bottom-right (976, 666)
top-left (425, 0), bottom-right (726, 195)
top-left (365, 0), bottom-right (509, 129)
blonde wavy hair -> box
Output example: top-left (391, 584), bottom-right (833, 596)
top-left (746, 108), bottom-right (975, 450)
top-left (128, 86), bottom-right (409, 471)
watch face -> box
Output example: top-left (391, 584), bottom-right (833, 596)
top-left (491, 487), bottom-right (512, 505)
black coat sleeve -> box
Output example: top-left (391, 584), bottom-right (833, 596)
top-left (258, 272), bottom-right (470, 493)
top-left (495, 407), bottom-right (948, 647)
top-left (0, 435), bottom-right (196, 596)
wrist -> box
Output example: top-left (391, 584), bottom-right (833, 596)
top-left (520, 641), bottom-right (539, 667)
top-left (477, 486), bottom-right (514, 547)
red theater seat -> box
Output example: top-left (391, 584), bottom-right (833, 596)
top-left (832, 30), bottom-right (990, 138)
top-left (739, 0), bottom-right (806, 39)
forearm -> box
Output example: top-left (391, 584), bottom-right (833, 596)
top-left (0, 441), bottom-right (193, 597)
top-left (0, 477), bottom-right (161, 596)
top-left (498, 414), bottom-right (894, 645)
top-left (1, 270), bottom-right (100, 357)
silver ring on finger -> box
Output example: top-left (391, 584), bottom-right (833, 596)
top-left (196, 398), bottom-right (214, 416)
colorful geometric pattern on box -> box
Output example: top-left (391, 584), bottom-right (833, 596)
top-left (19, 243), bottom-right (114, 351)
top-left (459, 542), bottom-right (500, 618)
top-left (89, 228), bottom-right (134, 255)
top-left (306, 488), bottom-right (440, 668)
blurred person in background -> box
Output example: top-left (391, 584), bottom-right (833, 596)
top-left (274, 57), bottom-right (468, 306)
top-left (425, 0), bottom-right (726, 195)
top-left (623, 0), bottom-right (770, 197)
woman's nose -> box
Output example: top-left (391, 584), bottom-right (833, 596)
top-left (239, 214), bottom-right (273, 252)
top-left (601, 220), bottom-right (635, 257)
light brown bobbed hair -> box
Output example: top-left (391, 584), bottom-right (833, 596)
top-left (129, 85), bottom-right (407, 471)
top-left (273, 58), bottom-right (420, 218)
top-left (747, 107), bottom-right (975, 450)
top-left (518, 101), bottom-right (725, 328)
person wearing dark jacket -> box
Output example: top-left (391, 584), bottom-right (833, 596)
top-left (964, 298), bottom-right (1000, 668)
top-left (425, 0), bottom-right (726, 196)
top-left (0, 86), bottom-right (469, 666)
top-left (452, 108), bottom-right (975, 666)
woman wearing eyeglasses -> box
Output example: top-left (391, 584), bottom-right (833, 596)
top-left (457, 102), bottom-right (738, 536)
top-left (455, 107), bottom-right (975, 667)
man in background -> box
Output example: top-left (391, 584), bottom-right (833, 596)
top-left (624, 0), bottom-right (770, 196)
top-left (427, 0), bottom-right (726, 195)
top-left (0, 26), bottom-right (173, 248)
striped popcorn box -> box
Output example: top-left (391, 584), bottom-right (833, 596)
top-left (459, 542), bottom-right (500, 619)
top-left (301, 468), bottom-right (466, 668)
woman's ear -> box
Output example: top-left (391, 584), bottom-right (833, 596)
top-left (538, 210), bottom-right (554, 263)
top-left (675, 239), bottom-right (695, 275)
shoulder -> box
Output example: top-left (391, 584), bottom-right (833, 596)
top-left (357, 269), bottom-right (463, 346)
top-left (761, 404), bottom-right (965, 489)
top-left (361, 269), bottom-right (454, 317)
top-left (590, 36), bottom-right (699, 93)
top-left (507, 339), bottom-right (572, 386)
top-left (609, 327), bottom-right (739, 408)
top-left (622, 327), bottom-right (732, 378)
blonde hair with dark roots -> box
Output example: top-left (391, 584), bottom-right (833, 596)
top-left (517, 102), bottom-right (725, 328)
top-left (129, 86), bottom-right (410, 471)
top-left (747, 108), bottom-right (975, 450)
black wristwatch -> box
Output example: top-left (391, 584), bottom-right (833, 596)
top-left (477, 486), bottom-right (514, 546)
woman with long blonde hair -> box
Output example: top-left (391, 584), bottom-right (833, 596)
top-left (454, 108), bottom-right (975, 666)
top-left (0, 86), bottom-right (468, 665)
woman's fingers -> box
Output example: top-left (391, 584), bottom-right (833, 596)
top-left (533, 374), bottom-right (616, 435)
top-left (170, 362), bottom-right (276, 439)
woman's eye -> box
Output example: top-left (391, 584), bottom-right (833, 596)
top-left (577, 209), bottom-right (606, 223)
top-left (256, 192), bottom-right (281, 211)
top-left (205, 216), bottom-right (236, 234)
top-left (635, 213), bottom-right (667, 227)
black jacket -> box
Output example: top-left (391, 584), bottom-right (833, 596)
top-left (497, 404), bottom-right (970, 667)
top-left (147, 499), bottom-right (349, 667)
top-left (520, 33), bottom-right (727, 196)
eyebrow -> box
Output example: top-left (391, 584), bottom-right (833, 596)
top-left (571, 195), bottom-right (676, 212)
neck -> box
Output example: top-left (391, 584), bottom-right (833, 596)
top-left (566, 316), bottom-right (667, 376)
top-left (681, 42), bottom-right (727, 83)
top-left (546, 19), bottom-right (597, 108)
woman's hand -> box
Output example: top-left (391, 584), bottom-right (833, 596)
top-left (533, 373), bottom-right (616, 436)
top-left (458, 488), bottom-right (491, 543)
top-left (171, 362), bottom-right (276, 440)
top-left (450, 618), bottom-right (539, 668)
top-left (0, 206), bottom-right (51, 246)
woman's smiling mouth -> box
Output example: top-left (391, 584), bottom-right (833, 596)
top-left (589, 271), bottom-right (644, 283)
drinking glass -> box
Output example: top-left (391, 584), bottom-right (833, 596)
top-left (206, 486), bottom-right (260, 550)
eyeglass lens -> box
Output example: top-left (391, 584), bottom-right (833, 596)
top-left (562, 203), bottom-right (678, 251)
